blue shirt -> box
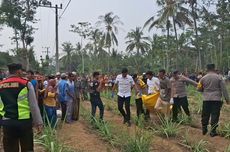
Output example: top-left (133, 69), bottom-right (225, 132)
top-left (31, 79), bottom-right (38, 91)
top-left (58, 79), bottom-right (68, 103)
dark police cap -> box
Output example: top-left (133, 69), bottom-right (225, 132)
top-left (206, 64), bottom-right (215, 70)
top-left (7, 63), bottom-right (22, 71)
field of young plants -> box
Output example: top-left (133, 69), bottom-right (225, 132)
top-left (1, 85), bottom-right (230, 152)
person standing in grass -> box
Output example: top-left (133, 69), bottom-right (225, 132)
top-left (155, 69), bottom-right (172, 117)
top-left (0, 63), bottom-right (43, 152)
top-left (89, 72), bottom-right (104, 120)
top-left (198, 64), bottom-right (230, 137)
top-left (132, 74), bottom-right (147, 118)
top-left (27, 70), bottom-right (39, 99)
top-left (146, 71), bottom-right (160, 119)
top-left (58, 73), bottom-right (68, 121)
top-left (43, 79), bottom-right (57, 128)
top-left (112, 68), bottom-right (137, 126)
top-left (73, 72), bottom-right (82, 121)
top-left (65, 73), bottom-right (76, 123)
top-left (81, 75), bottom-right (89, 101)
top-left (170, 70), bottom-right (198, 122)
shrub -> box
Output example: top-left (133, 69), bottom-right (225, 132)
top-left (123, 130), bottom-right (152, 152)
top-left (219, 122), bottom-right (230, 139)
top-left (34, 125), bottom-right (73, 152)
top-left (152, 115), bottom-right (181, 138)
top-left (180, 131), bottom-right (209, 152)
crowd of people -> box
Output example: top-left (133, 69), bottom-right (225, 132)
top-left (0, 63), bottom-right (229, 152)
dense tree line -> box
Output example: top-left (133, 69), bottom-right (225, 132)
top-left (0, 0), bottom-right (229, 74)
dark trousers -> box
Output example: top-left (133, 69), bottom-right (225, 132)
top-left (61, 102), bottom-right (67, 121)
top-left (38, 101), bottom-right (44, 119)
top-left (44, 106), bottom-right (57, 128)
top-left (118, 96), bottom-right (131, 121)
top-left (172, 96), bottom-right (190, 121)
top-left (135, 98), bottom-right (145, 117)
top-left (3, 123), bottom-right (33, 152)
top-left (90, 96), bottom-right (104, 119)
top-left (202, 101), bottom-right (222, 131)
top-left (72, 98), bottom-right (80, 121)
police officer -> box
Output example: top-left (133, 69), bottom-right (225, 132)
top-left (198, 64), bottom-right (229, 137)
top-left (0, 63), bottom-right (43, 152)
top-left (89, 72), bottom-right (104, 120)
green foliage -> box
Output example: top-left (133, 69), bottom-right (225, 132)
top-left (123, 129), bottom-right (152, 152)
top-left (225, 145), bottom-right (230, 152)
top-left (0, 52), bottom-right (13, 68)
top-left (152, 115), bottom-right (181, 138)
top-left (34, 126), bottom-right (73, 152)
top-left (177, 114), bottom-right (193, 125)
top-left (91, 117), bottom-right (115, 144)
top-left (219, 122), bottom-right (230, 139)
top-left (180, 132), bottom-right (209, 152)
top-left (187, 86), bottom-right (203, 114)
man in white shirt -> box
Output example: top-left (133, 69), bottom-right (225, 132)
top-left (145, 71), bottom-right (160, 119)
top-left (146, 71), bottom-right (160, 94)
top-left (112, 68), bottom-right (136, 126)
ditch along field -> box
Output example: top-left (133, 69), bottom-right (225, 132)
top-left (1, 85), bottom-right (230, 152)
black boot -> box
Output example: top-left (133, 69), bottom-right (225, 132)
top-left (210, 126), bottom-right (218, 137)
top-left (202, 126), bottom-right (208, 135)
top-left (210, 131), bottom-right (218, 137)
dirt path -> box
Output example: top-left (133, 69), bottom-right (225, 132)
top-left (58, 119), bottom-right (118, 152)
top-left (82, 101), bottom-right (188, 152)
top-left (101, 97), bottom-right (230, 152)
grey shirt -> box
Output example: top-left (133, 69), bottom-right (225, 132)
top-left (27, 82), bottom-right (43, 126)
top-left (170, 75), bottom-right (197, 98)
top-left (199, 72), bottom-right (230, 102)
top-left (159, 77), bottom-right (171, 102)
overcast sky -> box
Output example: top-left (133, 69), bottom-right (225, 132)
top-left (0, 0), bottom-right (160, 61)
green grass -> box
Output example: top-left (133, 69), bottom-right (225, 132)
top-left (187, 86), bottom-right (203, 114)
top-left (34, 113), bottom-right (73, 152)
top-left (225, 145), bottom-right (230, 152)
top-left (180, 131), bottom-right (209, 152)
top-left (123, 129), bottom-right (152, 152)
top-left (151, 115), bottom-right (181, 138)
top-left (219, 122), bottom-right (230, 139)
top-left (80, 103), bottom-right (153, 152)
top-left (34, 125), bottom-right (73, 152)
top-left (178, 114), bottom-right (193, 126)
top-left (80, 104), bottom-right (119, 147)
top-left (91, 117), bottom-right (118, 146)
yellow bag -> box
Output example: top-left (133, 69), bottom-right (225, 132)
top-left (142, 92), bottom-right (160, 110)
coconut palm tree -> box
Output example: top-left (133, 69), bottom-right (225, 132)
top-left (62, 42), bottom-right (74, 72)
top-left (126, 27), bottom-right (150, 56)
top-left (188, 0), bottom-right (202, 70)
top-left (126, 27), bottom-right (150, 72)
top-left (88, 29), bottom-right (103, 55)
top-left (96, 12), bottom-right (123, 72)
top-left (144, 0), bottom-right (193, 69)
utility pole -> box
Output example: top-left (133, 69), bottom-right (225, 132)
top-left (37, 2), bottom-right (62, 73)
top-left (42, 46), bottom-right (50, 60)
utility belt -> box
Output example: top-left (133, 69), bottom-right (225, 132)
top-left (0, 117), bottom-right (32, 127)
